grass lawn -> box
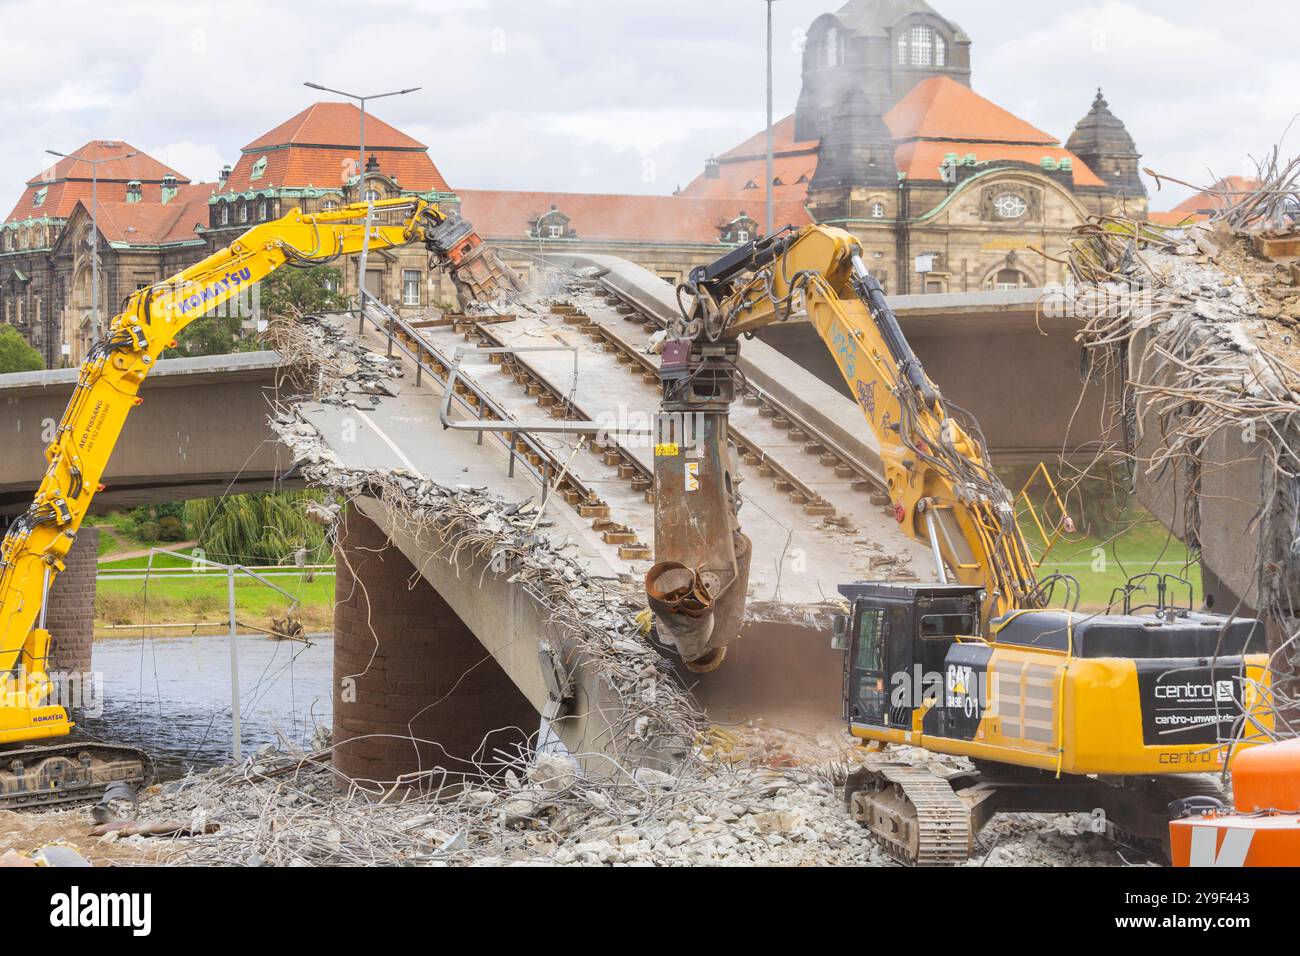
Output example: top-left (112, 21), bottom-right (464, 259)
top-left (1028, 517), bottom-right (1199, 612)
top-left (96, 569), bottom-right (336, 636)
top-left (99, 551), bottom-right (204, 571)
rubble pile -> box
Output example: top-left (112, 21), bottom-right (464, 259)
top-left (114, 741), bottom-right (1125, 867)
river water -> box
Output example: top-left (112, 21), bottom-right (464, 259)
top-left (77, 634), bottom-right (334, 778)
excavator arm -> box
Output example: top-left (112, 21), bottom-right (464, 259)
top-left (0, 197), bottom-right (520, 744)
top-left (646, 224), bottom-right (1040, 669)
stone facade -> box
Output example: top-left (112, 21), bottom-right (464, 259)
top-left (0, 143), bottom-right (199, 366)
top-left (202, 103), bottom-right (462, 319)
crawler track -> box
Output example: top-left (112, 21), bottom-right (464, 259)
top-left (0, 740), bottom-right (154, 811)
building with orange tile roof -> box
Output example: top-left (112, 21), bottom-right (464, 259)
top-left (680, 0), bottom-right (1149, 295)
top-left (203, 101), bottom-right (459, 309)
top-left (0, 141), bottom-right (208, 364)
top-left (456, 188), bottom-right (813, 288)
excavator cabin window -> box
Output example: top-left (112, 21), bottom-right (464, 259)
top-left (920, 614), bottom-right (975, 639)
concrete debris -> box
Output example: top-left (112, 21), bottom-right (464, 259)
top-left (118, 742), bottom-right (1130, 868)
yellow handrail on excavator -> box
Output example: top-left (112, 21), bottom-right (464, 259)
top-left (0, 197), bottom-right (520, 748)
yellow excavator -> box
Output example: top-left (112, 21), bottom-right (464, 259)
top-left (0, 198), bottom-right (520, 808)
top-left (646, 224), bottom-right (1276, 863)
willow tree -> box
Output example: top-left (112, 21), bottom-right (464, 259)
top-left (184, 492), bottom-right (328, 566)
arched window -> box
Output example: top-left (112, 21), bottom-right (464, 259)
top-left (909, 25), bottom-right (932, 66)
top-left (898, 24), bottom-right (947, 67)
top-left (871, 202), bottom-right (886, 219)
top-left (986, 268), bottom-right (1031, 291)
top-left (822, 27), bottom-right (841, 68)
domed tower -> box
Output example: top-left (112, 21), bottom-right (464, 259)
top-left (1066, 89), bottom-right (1147, 203)
top-left (794, 0), bottom-right (971, 144)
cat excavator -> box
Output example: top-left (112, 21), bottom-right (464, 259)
top-left (0, 197), bottom-right (521, 808)
top-left (646, 223), bottom-right (1280, 864)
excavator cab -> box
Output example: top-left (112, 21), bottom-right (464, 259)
top-left (836, 582), bottom-right (984, 734)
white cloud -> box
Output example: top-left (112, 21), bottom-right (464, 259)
top-left (1, 0), bottom-right (1295, 214)
top-left (969, 0), bottom-right (1300, 207)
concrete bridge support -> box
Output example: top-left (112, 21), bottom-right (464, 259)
top-left (331, 508), bottom-right (536, 790)
top-left (45, 526), bottom-right (97, 713)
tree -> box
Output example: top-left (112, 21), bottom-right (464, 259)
top-left (166, 313), bottom-right (255, 359)
top-left (0, 326), bottom-right (44, 373)
top-left (259, 265), bottom-right (349, 319)
top-left (184, 491), bottom-right (328, 566)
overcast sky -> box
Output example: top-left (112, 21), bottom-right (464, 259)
top-left (1, 0), bottom-right (1296, 212)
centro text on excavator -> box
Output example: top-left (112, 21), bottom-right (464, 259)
top-left (644, 223), bottom-right (1279, 864)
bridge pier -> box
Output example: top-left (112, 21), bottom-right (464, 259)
top-left (331, 509), bottom-right (536, 791)
top-left (46, 526), bottom-right (97, 713)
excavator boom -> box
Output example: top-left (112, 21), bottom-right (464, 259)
top-left (646, 223), bottom-right (1039, 668)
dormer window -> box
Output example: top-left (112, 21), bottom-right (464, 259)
top-left (250, 156), bottom-right (268, 180)
top-left (720, 214), bottom-right (758, 245)
top-left (533, 206), bottom-right (572, 240)
top-left (220, 202), bottom-right (229, 225)
top-left (239, 201), bottom-right (248, 223)
top-left (32, 187), bottom-right (47, 209)
top-left (321, 199), bottom-right (338, 212)
top-left (257, 199), bottom-right (268, 221)
top-left (363, 187), bottom-right (380, 203)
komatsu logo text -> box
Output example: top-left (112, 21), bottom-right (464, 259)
top-left (176, 267), bottom-right (252, 316)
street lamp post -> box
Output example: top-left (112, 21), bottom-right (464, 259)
top-left (764, 0), bottom-right (779, 238)
top-left (46, 147), bottom-right (137, 350)
top-left (302, 83), bottom-right (421, 313)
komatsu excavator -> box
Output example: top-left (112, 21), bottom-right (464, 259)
top-left (646, 224), bottom-right (1279, 864)
top-left (0, 198), bottom-right (521, 808)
